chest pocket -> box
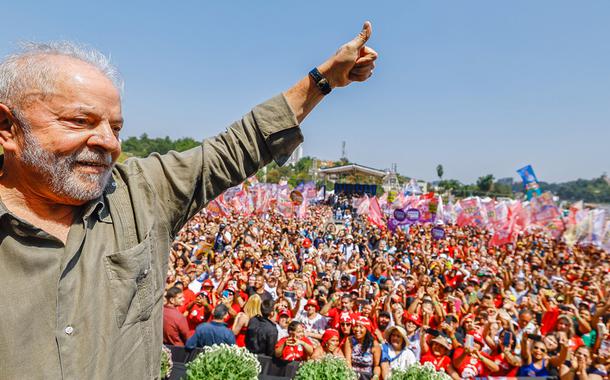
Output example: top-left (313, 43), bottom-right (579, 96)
top-left (104, 231), bottom-right (155, 328)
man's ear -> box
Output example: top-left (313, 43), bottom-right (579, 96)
top-left (0, 103), bottom-right (19, 152)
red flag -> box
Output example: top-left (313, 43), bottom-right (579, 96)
top-left (368, 196), bottom-right (386, 228)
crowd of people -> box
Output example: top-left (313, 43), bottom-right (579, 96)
top-left (162, 194), bottom-right (610, 380)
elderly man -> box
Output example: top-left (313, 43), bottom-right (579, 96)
top-left (0, 23), bottom-right (377, 379)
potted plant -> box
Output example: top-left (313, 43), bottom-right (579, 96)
top-left (294, 355), bottom-right (358, 380)
top-left (390, 362), bottom-right (452, 380)
top-left (185, 344), bottom-right (261, 380)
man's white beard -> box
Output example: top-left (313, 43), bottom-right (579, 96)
top-left (20, 126), bottom-right (114, 202)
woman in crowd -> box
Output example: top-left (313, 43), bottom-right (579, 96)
top-left (380, 326), bottom-right (417, 379)
top-left (163, 201), bottom-right (610, 377)
top-left (232, 294), bottom-right (261, 347)
top-left (560, 345), bottom-right (607, 379)
top-left (345, 316), bottom-right (381, 380)
top-left (419, 332), bottom-right (459, 379)
top-left (311, 329), bottom-right (344, 359)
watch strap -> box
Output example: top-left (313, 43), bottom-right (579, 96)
top-left (309, 67), bottom-right (332, 95)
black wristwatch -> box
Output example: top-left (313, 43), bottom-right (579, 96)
top-left (309, 67), bottom-right (332, 95)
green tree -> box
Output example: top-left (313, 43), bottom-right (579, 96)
top-left (438, 179), bottom-right (462, 191)
top-left (436, 164), bottom-right (444, 181)
top-left (121, 134), bottom-right (200, 157)
top-left (493, 182), bottom-right (513, 196)
top-left (477, 174), bottom-right (495, 192)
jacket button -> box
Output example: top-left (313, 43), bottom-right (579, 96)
top-left (64, 325), bottom-right (74, 335)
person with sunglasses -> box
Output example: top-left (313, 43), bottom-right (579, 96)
top-left (518, 333), bottom-right (563, 377)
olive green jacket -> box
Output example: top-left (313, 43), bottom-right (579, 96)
top-left (0, 94), bottom-right (302, 379)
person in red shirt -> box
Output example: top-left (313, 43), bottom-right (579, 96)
top-left (452, 331), bottom-right (499, 378)
top-left (186, 292), bottom-right (212, 334)
top-left (338, 313), bottom-right (354, 347)
top-left (274, 321), bottom-right (314, 361)
top-left (483, 330), bottom-right (521, 377)
top-left (179, 285), bottom-right (198, 314)
top-left (320, 293), bottom-right (358, 330)
top-left (163, 287), bottom-right (191, 346)
top-left (419, 334), bottom-right (459, 379)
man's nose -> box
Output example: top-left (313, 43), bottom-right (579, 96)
top-left (88, 121), bottom-right (121, 154)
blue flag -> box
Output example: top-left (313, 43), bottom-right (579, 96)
top-left (516, 165), bottom-right (542, 200)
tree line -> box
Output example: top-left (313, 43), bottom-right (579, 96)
top-left (118, 137), bottom-right (610, 203)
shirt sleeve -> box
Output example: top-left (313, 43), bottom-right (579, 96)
top-left (118, 94), bottom-right (303, 236)
top-left (226, 329), bottom-right (236, 345)
top-left (185, 330), bottom-right (198, 349)
top-left (266, 324), bottom-right (278, 356)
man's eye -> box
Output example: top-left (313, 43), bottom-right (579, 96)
top-left (73, 118), bottom-right (89, 125)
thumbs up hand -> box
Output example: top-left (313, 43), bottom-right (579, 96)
top-left (318, 21), bottom-right (378, 88)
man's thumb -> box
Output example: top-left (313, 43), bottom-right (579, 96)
top-left (349, 21), bottom-right (372, 49)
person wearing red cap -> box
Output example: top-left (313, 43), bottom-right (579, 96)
top-left (338, 313), bottom-right (354, 348)
top-left (345, 316), bottom-right (381, 380)
top-left (403, 313), bottom-right (423, 360)
top-left (295, 299), bottom-right (327, 341)
top-left (276, 309), bottom-right (292, 340)
top-left (311, 329), bottom-right (344, 359)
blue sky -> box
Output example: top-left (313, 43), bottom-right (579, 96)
top-left (3, 1), bottom-right (609, 184)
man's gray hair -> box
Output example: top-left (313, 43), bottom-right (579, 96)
top-left (0, 41), bottom-right (123, 110)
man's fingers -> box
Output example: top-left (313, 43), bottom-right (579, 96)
top-left (348, 71), bottom-right (372, 82)
top-left (348, 21), bottom-right (372, 50)
top-left (349, 63), bottom-right (375, 76)
top-left (355, 46), bottom-right (378, 66)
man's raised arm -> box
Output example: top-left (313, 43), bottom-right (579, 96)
top-left (283, 21), bottom-right (377, 123)
top-left (128, 22), bottom-right (377, 236)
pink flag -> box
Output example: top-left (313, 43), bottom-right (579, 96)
top-left (368, 196), bottom-right (386, 228)
top-left (357, 195), bottom-right (371, 216)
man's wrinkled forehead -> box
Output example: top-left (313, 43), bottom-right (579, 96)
top-left (12, 55), bottom-right (121, 108)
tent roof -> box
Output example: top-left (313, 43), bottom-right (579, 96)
top-left (319, 164), bottom-right (387, 178)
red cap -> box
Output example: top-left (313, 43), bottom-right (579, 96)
top-left (339, 312), bottom-right (353, 325)
top-left (355, 316), bottom-right (372, 331)
top-left (202, 279), bottom-right (214, 288)
top-left (321, 329), bottom-right (340, 346)
top-left (302, 238), bottom-right (312, 249)
top-left (404, 313), bottom-right (422, 327)
top-left (305, 299), bottom-right (319, 311)
top-left (278, 309), bottom-right (292, 319)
